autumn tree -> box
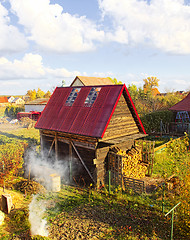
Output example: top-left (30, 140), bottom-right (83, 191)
top-left (143, 76), bottom-right (160, 90)
top-left (26, 89), bottom-right (36, 101)
top-left (36, 88), bottom-right (45, 99)
top-left (127, 84), bottom-right (138, 104)
top-left (108, 77), bottom-right (123, 85)
top-left (44, 90), bottom-right (52, 98)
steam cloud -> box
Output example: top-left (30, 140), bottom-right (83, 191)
top-left (29, 194), bottom-right (49, 236)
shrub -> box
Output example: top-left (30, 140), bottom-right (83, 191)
top-left (5, 105), bottom-right (24, 119)
top-left (0, 142), bottom-right (27, 187)
top-left (141, 110), bottom-right (173, 133)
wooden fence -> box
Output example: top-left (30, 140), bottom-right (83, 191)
top-left (107, 152), bottom-right (145, 194)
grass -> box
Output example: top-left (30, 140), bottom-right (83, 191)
top-left (0, 107), bottom-right (6, 117)
top-left (144, 135), bottom-right (171, 148)
top-left (0, 127), bottom-right (40, 146)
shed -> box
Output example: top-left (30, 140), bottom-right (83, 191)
top-left (169, 92), bottom-right (190, 133)
top-left (169, 92), bottom-right (190, 112)
top-left (70, 76), bottom-right (114, 87)
top-left (25, 98), bottom-right (49, 112)
top-left (35, 84), bottom-right (146, 187)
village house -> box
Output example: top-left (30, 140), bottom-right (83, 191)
top-left (12, 97), bottom-right (25, 105)
top-left (7, 96), bottom-right (15, 103)
top-left (169, 92), bottom-right (190, 134)
top-left (0, 96), bottom-right (8, 106)
top-left (35, 84), bottom-right (146, 187)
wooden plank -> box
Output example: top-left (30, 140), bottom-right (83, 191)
top-left (55, 133), bottom-right (58, 162)
top-left (47, 139), bottom-right (55, 157)
top-left (105, 123), bottom-right (138, 131)
top-left (41, 130), bottom-right (98, 144)
top-left (71, 141), bottom-right (96, 184)
top-left (103, 129), bottom-right (139, 141)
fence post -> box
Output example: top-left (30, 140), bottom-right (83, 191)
top-left (162, 182), bottom-right (165, 213)
top-left (108, 170), bottom-right (111, 194)
top-left (165, 202), bottom-right (181, 240)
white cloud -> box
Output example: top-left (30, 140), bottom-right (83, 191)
top-left (0, 2), bottom-right (27, 53)
top-left (10, 0), bottom-right (105, 53)
top-left (0, 53), bottom-right (80, 80)
top-left (99, 0), bottom-right (190, 54)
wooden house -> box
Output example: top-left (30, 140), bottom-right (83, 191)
top-left (70, 76), bottom-right (114, 87)
top-left (35, 84), bottom-right (146, 187)
top-left (169, 92), bottom-right (190, 134)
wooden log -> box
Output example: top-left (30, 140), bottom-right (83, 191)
top-left (55, 133), bottom-right (58, 162)
top-left (103, 129), bottom-right (139, 141)
top-left (71, 141), bottom-right (95, 184)
top-left (48, 139), bottom-right (55, 157)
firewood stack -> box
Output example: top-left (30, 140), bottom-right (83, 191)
top-left (117, 146), bottom-right (147, 179)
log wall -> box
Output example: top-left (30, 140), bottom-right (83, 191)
top-left (103, 94), bottom-right (139, 140)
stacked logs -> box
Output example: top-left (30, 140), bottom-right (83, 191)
top-left (117, 146), bottom-right (147, 179)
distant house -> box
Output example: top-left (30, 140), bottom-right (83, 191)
top-left (12, 97), bottom-right (25, 105)
top-left (70, 76), bottom-right (114, 87)
top-left (25, 98), bottom-right (49, 112)
top-left (7, 96), bottom-right (15, 103)
top-left (169, 92), bottom-right (190, 134)
top-left (0, 96), bottom-right (8, 106)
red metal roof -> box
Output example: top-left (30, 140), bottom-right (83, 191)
top-left (0, 96), bottom-right (8, 103)
top-left (169, 93), bottom-right (190, 112)
top-left (35, 85), bottom-right (146, 138)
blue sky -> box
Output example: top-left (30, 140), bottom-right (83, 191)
top-left (0, 0), bottom-right (190, 95)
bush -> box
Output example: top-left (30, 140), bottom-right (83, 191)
top-left (5, 105), bottom-right (24, 119)
top-left (154, 135), bottom-right (190, 237)
top-left (141, 110), bottom-right (173, 133)
top-left (0, 142), bottom-right (27, 187)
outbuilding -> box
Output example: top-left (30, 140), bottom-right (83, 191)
top-left (25, 98), bottom-right (49, 112)
top-left (169, 92), bottom-right (190, 134)
top-left (35, 84), bottom-right (146, 187)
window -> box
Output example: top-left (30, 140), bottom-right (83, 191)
top-left (65, 88), bottom-right (81, 106)
top-left (84, 87), bottom-right (101, 106)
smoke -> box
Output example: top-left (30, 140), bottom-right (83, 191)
top-left (26, 147), bottom-right (82, 236)
top-left (26, 148), bottom-right (70, 237)
top-left (29, 194), bottom-right (49, 236)
top-left (25, 147), bottom-right (71, 189)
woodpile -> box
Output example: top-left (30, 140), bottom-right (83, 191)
top-left (19, 117), bottom-right (36, 128)
top-left (117, 146), bottom-right (147, 179)
top-left (14, 179), bottom-right (46, 195)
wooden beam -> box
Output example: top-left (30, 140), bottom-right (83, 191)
top-left (48, 139), bottom-right (55, 157)
top-left (55, 133), bottom-right (58, 162)
top-left (71, 141), bottom-right (95, 184)
top-left (69, 141), bottom-right (72, 182)
top-left (40, 133), bottom-right (44, 158)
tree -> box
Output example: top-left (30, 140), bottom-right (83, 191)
top-left (127, 84), bottom-right (138, 103)
top-left (44, 90), bottom-right (52, 98)
top-left (108, 77), bottom-right (123, 85)
top-left (26, 89), bottom-right (36, 101)
top-left (143, 76), bottom-right (160, 90)
top-left (36, 88), bottom-right (45, 99)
